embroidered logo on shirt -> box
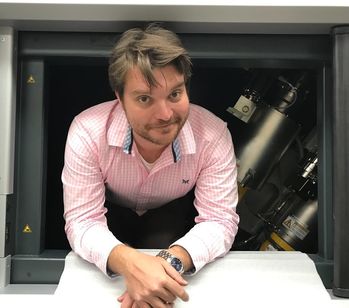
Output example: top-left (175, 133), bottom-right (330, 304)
top-left (182, 179), bottom-right (189, 184)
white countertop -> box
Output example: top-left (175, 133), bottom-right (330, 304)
top-left (2, 251), bottom-right (348, 307)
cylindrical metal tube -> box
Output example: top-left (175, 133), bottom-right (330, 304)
top-left (236, 105), bottom-right (300, 190)
top-left (276, 199), bottom-right (318, 250)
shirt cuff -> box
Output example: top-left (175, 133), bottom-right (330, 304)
top-left (170, 233), bottom-right (211, 275)
top-left (80, 224), bottom-right (122, 277)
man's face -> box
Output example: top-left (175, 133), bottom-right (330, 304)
top-left (119, 64), bottom-right (189, 148)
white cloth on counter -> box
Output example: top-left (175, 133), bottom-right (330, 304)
top-left (54, 250), bottom-right (333, 308)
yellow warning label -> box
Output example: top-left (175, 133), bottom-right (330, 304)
top-left (27, 75), bottom-right (35, 84)
top-left (283, 217), bottom-right (292, 229)
top-left (23, 224), bottom-right (32, 233)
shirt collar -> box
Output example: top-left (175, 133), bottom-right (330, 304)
top-left (107, 100), bottom-right (129, 148)
top-left (123, 126), bottom-right (133, 155)
top-left (107, 100), bottom-right (196, 162)
top-left (177, 117), bottom-right (196, 157)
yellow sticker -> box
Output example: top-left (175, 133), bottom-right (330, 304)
top-left (283, 217), bottom-right (292, 229)
top-left (23, 224), bottom-right (32, 233)
top-left (27, 75), bottom-right (35, 84)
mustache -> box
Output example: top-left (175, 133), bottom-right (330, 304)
top-left (147, 117), bottom-right (181, 129)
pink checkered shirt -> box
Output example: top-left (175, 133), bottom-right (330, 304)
top-left (62, 99), bottom-right (239, 275)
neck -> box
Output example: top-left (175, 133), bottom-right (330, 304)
top-left (134, 137), bottom-right (167, 163)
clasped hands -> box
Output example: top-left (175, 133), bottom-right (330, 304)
top-left (109, 246), bottom-right (189, 308)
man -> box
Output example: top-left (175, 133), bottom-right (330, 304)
top-left (62, 24), bottom-right (239, 308)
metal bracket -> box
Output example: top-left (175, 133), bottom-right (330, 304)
top-left (0, 26), bottom-right (16, 195)
top-left (0, 25), bottom-right (16, 290)
top-left (0, 255), bottom-right (11, 288)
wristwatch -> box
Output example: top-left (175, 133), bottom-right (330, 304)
top-left (156, 250), bottom-right (184, 274)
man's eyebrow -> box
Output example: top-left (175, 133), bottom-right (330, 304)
top-left (171, 81), bottom-right (186, 90)
top-left (131, 81), bottom-right (186, 96)
top-left (130, 88), bottom-right (151, 96)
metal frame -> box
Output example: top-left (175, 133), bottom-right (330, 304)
top-left (12, 31), bottom-right (334, 286)
top-left (0, 27), bottom-right (17, 288)
top-left (1, 3), bottom-right (349, 35)
top-left (332, 25), bottom-right (349, 298)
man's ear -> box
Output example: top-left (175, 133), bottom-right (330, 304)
top-left (115, 91), bottom-right (125, 110)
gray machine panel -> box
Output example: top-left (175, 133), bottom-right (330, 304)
top-left (11, 31), bottom-right (334, 288)
top-left (0, 26), bottom-right (16, 288)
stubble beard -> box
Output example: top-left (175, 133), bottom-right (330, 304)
top-left (140, 114), bottom-right (188, 146)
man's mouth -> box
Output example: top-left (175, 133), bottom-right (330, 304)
top-left (154, 123), bottom-right (173, 128)
top-left (152, 121), bottom-right (178, 129)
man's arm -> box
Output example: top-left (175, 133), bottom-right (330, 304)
top-left (62, 117), bottom-right (121, 274)
top-left (170, 124), bottom-right (239, 274)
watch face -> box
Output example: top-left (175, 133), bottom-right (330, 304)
top-left (170, 257), bottom-right (183, 272)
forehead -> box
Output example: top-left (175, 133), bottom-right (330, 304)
top-left (124, 65), bottom-right (184, 93)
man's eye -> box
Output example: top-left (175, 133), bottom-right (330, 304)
top-left (170, 91), bottom-right (181, 100)
top-left (138, 96), bottom-right (150, 104)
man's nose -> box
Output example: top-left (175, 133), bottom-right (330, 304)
top-left (155, 100), bottom-right (173, 121)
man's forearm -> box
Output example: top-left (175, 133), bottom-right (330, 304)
top-left (108, 243), bottom-right (194, 275)
top-left (107, 244), bottom-right (137, 275)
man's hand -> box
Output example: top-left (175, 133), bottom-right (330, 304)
top-left (118, 290), bottom-right (174, 308)
top-left (108, 245), bottom-right (189, 307)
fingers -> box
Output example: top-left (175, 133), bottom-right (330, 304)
top-left (120, 256), bottom-right (190, 307)
top-left (118, 290), bottom-right (128, 302)
top-left (151, 259), bottom-right (188, 302)
top-left (168, 283), bottom-right (189, 302)
top-left (154, 288), bottom-right (177, 304)
top-left (120, 291), bottom-right (176, 308)
top-left (160, 260), bottom-right (188, 286)
top-left (120, 291), bottom-right (135, 308)
top-left (131, 301), bottom-right (151, 308)
top-left (160, 266), bottom-right (189, 302)
top-left (119, 290), bottom-right (174, 308)
top-left (154, 275), bottom-right (189, 303)
top-left (131, 299), bottom-right (169, 308)
top-left (146, 296), bottom-right (175, 308)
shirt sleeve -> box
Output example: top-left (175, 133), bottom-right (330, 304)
top-left (62, 117), bottom-right (121, 276)
top-left (171, 124), bottom-right (239, 274)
